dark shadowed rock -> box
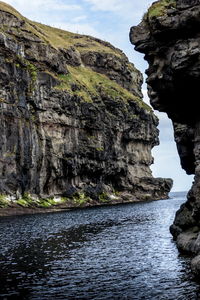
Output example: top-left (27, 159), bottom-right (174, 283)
top-left (130, 0), bottom-right (200, 275)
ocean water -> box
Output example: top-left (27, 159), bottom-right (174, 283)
top-left (0, 192), bottom-right (200, 299)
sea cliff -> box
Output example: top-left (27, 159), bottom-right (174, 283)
top-left (0, 1), bottom-right (172, 214)
top-left (130, 0), bottom-right (200, 274)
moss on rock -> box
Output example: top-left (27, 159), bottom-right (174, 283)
top-left (148, 0), bottom-right (176, 19)
top-left (73, 192), bottom-right (91, 206)
top-left (0, 195), bottom-right (9, 208)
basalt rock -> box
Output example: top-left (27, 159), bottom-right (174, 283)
top-left (130, 0), bottom-right (200, 274)
top-left (0, 2), bottom-right (172, 210)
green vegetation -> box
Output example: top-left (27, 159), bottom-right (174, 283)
top-left (56, 65), bottom-right (150, 111)
top-left (17, 198), bottom-right (30, 207)
top-left (39, 198), bottom-right (57, 208)
top-left (5, 57), bottom-right (13, 64)
top-left (15, 56), bottom-right (38, 92)
top-left (96, 147), bottom-right (104, 152)
top-left (57, 68), bottom-right (93, 103)
top-left (73, 192), bottom-right (91, 206)
top-left (113, 190), bottom-right (120, 197)
top-left (0, 1), bottom-right (23, 19)
top-left (26, 62), bottom-right (37, 92)
top-left (17, 58), bottom-right (37, 80)
top-left (17, 193), bottom-right (34, 207)
top-left (0, 1), bottom-right (121, 57)
top-left (0, 1), bottom-right (151, 112)
top-left (99, 192), bottom-right (110, 203)
top-left (0, 195), bottom-right (9, 208)
top-left (57, 66), bottom-right (101, 103)
top-left (147, 0), bottom-right (176, 19)
top-left (16, 193), bottom-right (67, 208)
top-left (0, 191), bottom-right (120, 209)
top-left (31, 22), bottom-right (121, 56)
top-left (26, 62), bottom-right (37, 82)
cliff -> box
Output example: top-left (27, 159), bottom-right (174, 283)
top-left (0, 2), bottom-right (172, 213)
top-left (130, 0), bottom-right (200, 274)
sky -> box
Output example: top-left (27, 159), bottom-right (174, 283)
top-left (4, 0), bottom-right (194, 191)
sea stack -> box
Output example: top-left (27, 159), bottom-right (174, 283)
top-left (130, 0), bottom-right (200, 274)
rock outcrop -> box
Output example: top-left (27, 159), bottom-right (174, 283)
top-left (0, 1), bottom-right (172, 211)
top-left (130, 0), bottom-right (200, 274)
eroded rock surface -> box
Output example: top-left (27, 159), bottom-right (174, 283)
top-left (130, 0), bottom-right (200, 274)
top-left (0, 2), bottom-right (172, 210)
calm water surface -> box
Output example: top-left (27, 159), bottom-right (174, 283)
top-left (0, 193), bottom-right (200, 299)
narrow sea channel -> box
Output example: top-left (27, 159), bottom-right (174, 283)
top-left (0, 192), bottom-right (200, 299)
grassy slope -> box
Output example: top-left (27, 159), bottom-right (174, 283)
top-left (0, 1), bottom-right (121, 56)
top-left (57, 65), bottom-right (150, 110)
top-left (0, 1), bottom-right (151, 111)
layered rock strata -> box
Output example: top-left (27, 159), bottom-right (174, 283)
top-left (0, 2), bottom-right (172, 211)
top-left (130, 0), bottom-right (200, 274)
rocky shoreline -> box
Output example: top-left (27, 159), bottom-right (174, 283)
top-left (0, 193), bottom-right (172, 217)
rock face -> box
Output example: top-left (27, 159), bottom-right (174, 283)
top-left (130, 0), bottom-right (200, 274)
top-left (0, 2), bottom-right (172, 209)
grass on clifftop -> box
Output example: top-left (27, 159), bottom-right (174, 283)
top-left (56, 65), bottom-right (150, 110)
top-left (0, 1), bottom-right (151, 112)
top-left (31, 22), bottom-right (122, 57)
top-left (0, 1), bottom-right (122, 57)
top-left (0, 1), bottom-right (22, 19)
top-left (148, 0), bottom-right (176, 19)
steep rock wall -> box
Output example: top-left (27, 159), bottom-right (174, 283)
top-left (0, 2), bottom-right (172, 210)
top-left (130, 0), bottom-right (200, 274)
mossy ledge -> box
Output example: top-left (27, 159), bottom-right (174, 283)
top-left (0, 192), bottom-right (147, 217)
top-left (0, 1), bottom-right (172, 215)
top-left (147, 0), bottom-right (176, 19)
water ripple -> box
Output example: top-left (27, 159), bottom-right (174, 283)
top-left (0, 198), bottom-right (200, 299)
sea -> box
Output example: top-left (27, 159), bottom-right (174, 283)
top-left (0, 191), bottom-right (200, 299)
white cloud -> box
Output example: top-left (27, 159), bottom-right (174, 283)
top-left (72, 15), bottom-right (88, 23)
top-left (51, 22), bottom-right (101, 37)
top-left (84, 0), bottom-right (122, 12)
top-left (5, 0), bottom-right (103, 39)
top-left (5, 0), bottom-right (81, 13)
top-left (84, 0), bottom-right (153, 23)
top-left (47, 3), bottom-right (81, 11)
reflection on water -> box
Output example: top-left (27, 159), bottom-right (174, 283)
top-left (0, 196), bottom-right (200, 299)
